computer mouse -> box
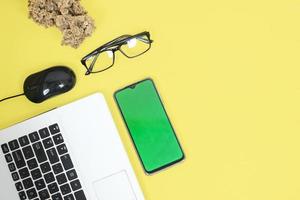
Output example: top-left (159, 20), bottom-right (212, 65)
top-left (23, 66), bottom-right (76, 103)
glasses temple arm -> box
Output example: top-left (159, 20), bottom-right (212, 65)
top-left (87, 53), bottom-right (100, 73)
top-left (102, 35), bottom-right (132, 48)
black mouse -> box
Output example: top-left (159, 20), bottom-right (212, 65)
top-left (23, 66), bottom-right (76, 103)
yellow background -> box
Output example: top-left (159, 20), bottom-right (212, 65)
top-left (1, 0), bottom-right (300, 199)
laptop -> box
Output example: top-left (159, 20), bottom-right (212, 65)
top-left (0, 93), bottom-right (145, 200)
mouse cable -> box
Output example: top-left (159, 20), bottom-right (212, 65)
top-left (0, 93), bottom-right (25, 102)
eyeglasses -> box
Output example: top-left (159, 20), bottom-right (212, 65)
top-left (81, 31), bottom-right (153, 75)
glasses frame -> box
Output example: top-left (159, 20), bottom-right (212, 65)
top-left (81, 31), bottom-right (153, 75)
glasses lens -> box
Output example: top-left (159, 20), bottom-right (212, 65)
top-left (85, 50), bottom-right (114, 72)
top-left (120, 34), bottom-right (151, 57)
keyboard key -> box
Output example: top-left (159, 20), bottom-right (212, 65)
top-left (1, 143), bottom-right (9, 153)
top-left (53, 163), bottom-right (63, 174)
top-left (12, 150), bottom-right (26, 169)
top-left (47, 148), bottom-right (59, 164)
top-left (52, 193), bottom-right (63, 200)
top-left (66, 169), bottom-right (78, 181)
top-left (39, 128), bottom-right (50, 139)
top-left (53, 134), bottom-right (64, 145)
top-left (48, 182), bottom-right (59, 194)
top-left (8, 140), bottom-right (19, 151)
top-left (22, 146), bottom-right (34, 160)
top-left (40, 162), bottom-right (51, 173)
top-left (8, 163), bottom-right (16, 172)
top-left (61, 154), bottom-right (73, 171)
top-left (22, 177), bottom-right (33, 189)
top-left (29, 132), bottom-right (39, 143)
top-left (70, 179), bottom-right (82, 191)
top-left (15, 182), bottom-right (23, 191)
top-left (26, 188), bottom-right (37, 199)
top-left (31, 168), bottom-right (42, 180)
top-left (56, 173), bottom-right (67, 185)
top-left (32, 142), bottom-right (47, 163)
top-left (42, 137), bottom-right (54, 149)
top-left (49, 124), bottom-right (60, 135)
top-left (57, 144), bottom-right (68, 155)
top-left (19, 167), bottom-right (30, 179)
top-left (38, 189), bottom-right (50, 200)
top-left (5, 153), bottom-right (13, 163)
top-left (12, 172), bottom-right (20, 181)
top-left (74, 190), bottom-right (87, 200)
top-left (35, 178), bottom-right (46, 190)
top-left (44, 172), bottom-right (55, 184)
top-left (27, 158), bottom-right (38, 170)
top-left (18, 136), bottom-right (29, 147)
top-left (64, 194), bottom-right (75, 200)
top-left (19, 191), bottom-right (27, 200)
top-left (60, 183), bottom-right (71, 195)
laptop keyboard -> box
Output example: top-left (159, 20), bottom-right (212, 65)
top-left (1, 123), bottom-right (87, 200)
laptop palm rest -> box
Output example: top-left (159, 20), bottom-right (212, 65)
top-left (93, 171), bottom-right (137, 200)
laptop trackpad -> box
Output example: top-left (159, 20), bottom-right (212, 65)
top-left (94, 171), bottom-right (137, 200)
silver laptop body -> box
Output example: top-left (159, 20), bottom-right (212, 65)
top-left (0, 93), bottom-right (145, 200)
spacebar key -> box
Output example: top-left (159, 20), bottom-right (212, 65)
top-left (32, 142), bottom-right (47, 163)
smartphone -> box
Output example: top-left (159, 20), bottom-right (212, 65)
top-left (114, 79), bottom-right (184, 174)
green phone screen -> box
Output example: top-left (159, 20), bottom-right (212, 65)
top-left (115, 79), bottom-right (184, 173)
